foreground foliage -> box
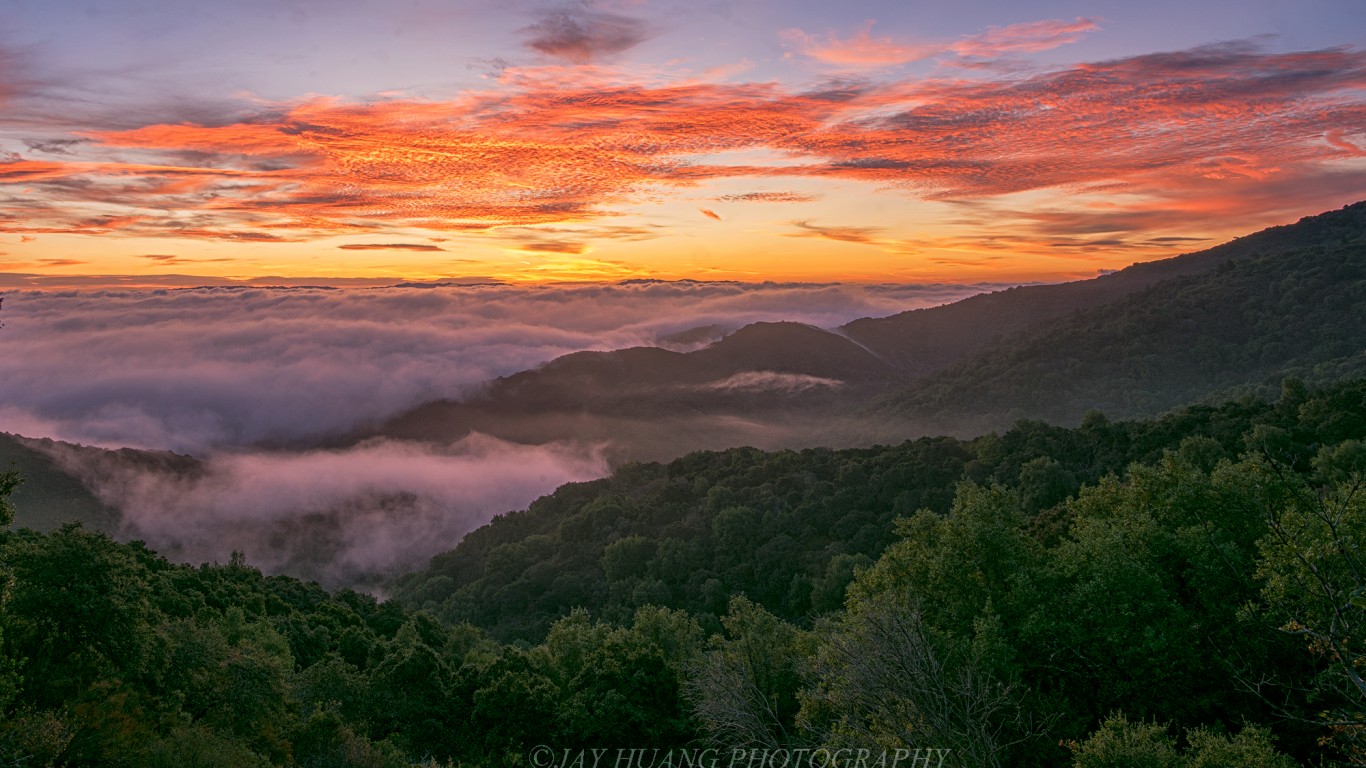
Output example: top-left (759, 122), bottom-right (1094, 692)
top-left (5, 380), bottom-right (1366, 765)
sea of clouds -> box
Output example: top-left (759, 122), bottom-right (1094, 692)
top-left (1, 280), bottom-right (999, 584)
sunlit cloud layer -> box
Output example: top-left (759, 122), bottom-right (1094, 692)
top-left (780, 17), bottom-right (1100, 67)
top-left (1, 13), bottom-right (1363, 283)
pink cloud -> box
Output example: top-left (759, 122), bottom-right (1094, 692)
top-left (781, 17), bottom-right (1098, 69)
top-left (779, 22), bottom-right (940, 68)
top-left (949, 17), bottom-right (1099, 58)
top-left (1326, 129), bottom-right (1365, 156)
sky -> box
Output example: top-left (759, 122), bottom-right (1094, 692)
top-left (1, 0), bottom-right (1364, 285)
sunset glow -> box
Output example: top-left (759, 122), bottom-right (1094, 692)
top-left (2, 1), bottom-right (1364, 285)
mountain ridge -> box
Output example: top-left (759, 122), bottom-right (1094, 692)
top-left (366, 201), bottom-right (1366, 457)
top-left (840, 201), bottom-right (1366, 375)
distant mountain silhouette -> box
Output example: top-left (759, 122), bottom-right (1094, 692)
top-left (879, 204), bottom-right (1366, 433)
top-left (840, 201), bottom-right (1366, 376)
top-left (369, 201), bottom-right (1366, 456)
top-left (373, 321), bottom-right (901, 460)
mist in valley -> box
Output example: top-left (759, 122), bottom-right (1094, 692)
top-left (0, 280), bottom-right (991, 584)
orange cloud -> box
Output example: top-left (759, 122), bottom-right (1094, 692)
top-left (790, 221), bottom-right (885, 244)
top-left (337, 243), bottom-right (446, 252)
top-left (1, 42), bottom-right (1363, 252)
top-left (0, 159), bottom-right (87, 182)
top-left (716, 191), bottom-right (818, 203)
top-left (700, 208), bottom-right (721, 220)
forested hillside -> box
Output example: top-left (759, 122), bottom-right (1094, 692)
top-left (7, 380), bottom-right (1358, 765)
top-left (884, 226), bottom-right (1366, 433)
top-left (841, 201), bottom-right (1366, 376)
top-left (0, 434), bottom-right (118, 532)
top-left (392, 380), bottom-right (1363, 642)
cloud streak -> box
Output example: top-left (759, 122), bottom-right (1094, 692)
top-left (716, 191), bottom-right (818, 203)
top-left (791, 221), bottom-right (886, 244)
top-left (337, 243), bottom-right (445, 251)
top-left (779, 23), bottom-right (941, 67)
top-left (949, 17), bottom-right (1099, 58)
top-left (702, 371), bottom-right (842, 393)
top-left (781, 17), bottom-right (1098, 69)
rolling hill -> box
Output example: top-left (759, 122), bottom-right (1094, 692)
top-left (840, 201), bottom-right (1366, 375)
top-left (0, 433), bottom-right (121, 531)
top-left (882, 215), bottom-right (1366, 433)
top-left (365, 201), bottom-right (1366, 457)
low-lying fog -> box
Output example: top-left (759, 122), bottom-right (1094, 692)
top-left (2, 280), bottom-right (995, 585)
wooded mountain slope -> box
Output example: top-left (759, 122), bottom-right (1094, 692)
top-left (8, 379), bottom-right (1366, 766)
top-left (884, 225), bottom-right (1366, 433)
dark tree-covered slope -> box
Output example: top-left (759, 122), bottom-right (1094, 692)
top-left (0, 433), bottom-right (120, 532)
top-left (840, 201), bottom-right (1366, 375)
top-left (7, 384), bottom-right (1366, 766)
top-left (883, 227), bottom-right (1366, 434)
top-left (392, 378), bottom-right (1366, 644)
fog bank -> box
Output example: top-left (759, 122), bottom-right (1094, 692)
top-left (0, 281), bottom-right (998, 452)
top-left (32, 434), bottom-right (608, 588)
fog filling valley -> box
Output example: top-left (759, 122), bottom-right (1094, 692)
top-left (28, 434), bottom-right (608, 588)
top-left (1, 281), bottom-right (997, 585)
